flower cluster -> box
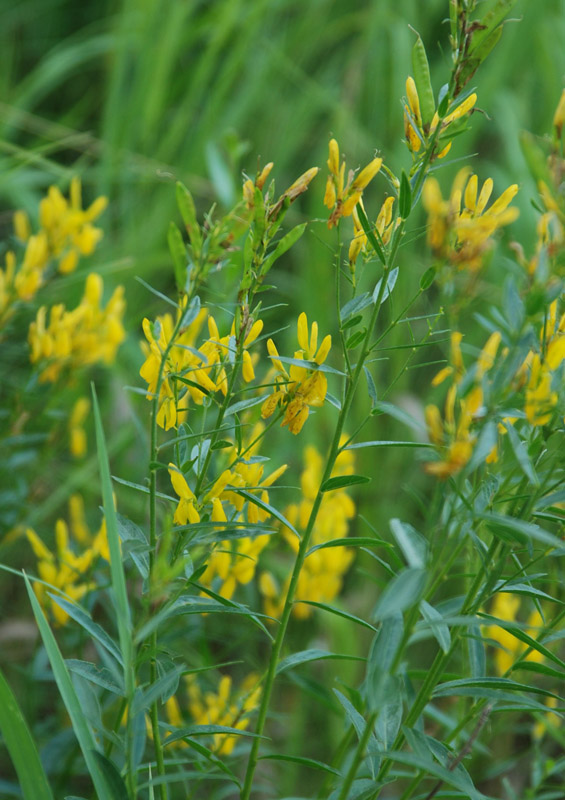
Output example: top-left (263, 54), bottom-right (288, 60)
top-left (1, 178), bottom-right (107, 328)
top-left (324, 138), bottom-right (382, 228)
top-left (349, 196), bottom-right (399, 268)
top-left (261, 312), bottom-right (331, 434)
top-left (404, 77), bottom-right (476, 159)
top-left (424, 329), bottom-right (501, 478)
top-left (261, 442), bottom-right (356, 619)
top-left (28, 273), bottom-right (126, 383)
top-left (140, 307), bottom-right (263, 430)
top-left (524, 299), bottom-right (565, 425)
top-left (165, 673), bottom-right (261, 755)
top-left (26, 495), bottom-right (108, 625)
top-left (168, 424), bottom-right (287, 600)
top-left (423, 169), bottom-right (519, 271)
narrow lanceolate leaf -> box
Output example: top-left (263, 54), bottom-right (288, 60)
top-left (503, 421), bottom-right (539, 486)
top-left (168, 221), bottom-right (188, 291)
top-left (90, 752), bottom-right (130, 800)
top-left (357, 203), bottom-right (386, 265)
top-left (48, 595), bottom-right (123, 666)
top-left (294, 600), bottom-right (377, 632)
top-left (306, 536), bottom-right (390, 556)
top-left (372, 266), bottom-right (399, 305)
top-left (232, 488), bottom-right (301, 539)
top-left (398, 170), bottom-right (412, 219)
top-left (478, 613), bottom-right (565, 671)
top-left (346, 440), bottom-right (432, 451)
top-left (411, 34), bottom-right (435, 127)
top-left (66, 660), bottom-right (124, 696)
top-left (481, 512), bottom-right (561, 548)
top-left (276, 649), bottom-right (362, 675)
top-left (420, 600), bottom-right (451, 654)
top-left (468, 0), bottom-right (519, 57)
top-left (24, 575), bottom-right (111, 799)
top-left (262, 222), bottom-right (307, 275)
top-left (321, 474), bottom-right (371, 492)
top-left (372, 568), bottom-right (427, 621)
top-left (389, 518), bottom-right (427, 568)
top-left (258, 754), bottom-right (341, 776)
top-left (91, 387), bottom-right (133, 685)
top-left (0, 666), bottom-right (54, 800)
top-left (176, 181), bottom-right (201, 255)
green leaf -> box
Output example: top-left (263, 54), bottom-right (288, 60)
top-left (478, 613), bottom-right (565, 671)
top-left (66, 660), bottom-right (124, 696)
top-left (262, 223), bottom-right (307, 275)
top-left (168, 221), bottom-right (187, 291)
top-left (365, 614), bottom-right (404, 710)
top-left (164, 724), bottom-right (264, 748)
top-left (372, 267), bottom-right (399, 305)
top-left (232, 488), bottom-right (301, 540)
top-left (321, 474), bottom-right (371, 492)
top-left (116, 513), bottom-right (149, 580)
top-left (48, 595), bottom-right (123, 666)
top-left (372, 568), bottom-right (427, 621)
top-left (363, 366), bottom-right (378, 407)
top-left (398, 170), bottom-right (412, 219)
top-left (276, 649), bottom-right (361, 675)
top-left (420, 600), bottom-right (451, 654)
top-left (504, 421), bottom-right (539, 486)
top-left (382, 749), bottom-right (485, 800)
top-left (295, 601), bottom-right (377, 632)
top-left (411, 34), bottom-right (435, 127)
top-left (346, 328), bottom-right (366, 350)
top-left (224, 395), bottom-right (267, 417)
top-left (176, 181), bottom-right (201, 256)
top-left (512, 661), bottom-right (565, 681)
top-left (481, 512), bottom-right (562, 548)
top-left (419, 266), bottom-right (436, 291)
top-left (346, 440), bottom-right (432, 450)
top-left (0, 665), bottom-right (54, 800)
top-left (24, 575), bottom-right (111, 799)
top-left (258, 754), bottom-right (341, 776)
top-left (341, 292), bottom-right (372, 320)
top-left (90, 752), bottom-right (130, 800)
top-left (357, 204), bottom-right (386, 265)
top-left (389, 519), bottom-right (427, 568)
top-left (306, 536), bottom-right (390, 556)
top-left (468, 0), bottom-right (519, 57)
top-left (92, 387), bottom-right (133, 684)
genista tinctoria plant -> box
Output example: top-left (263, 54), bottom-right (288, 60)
top-left (1, 1), bottom-right (564, 799)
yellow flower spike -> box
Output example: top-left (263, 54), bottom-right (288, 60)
top-left (443, 92), bottom-right (477, 126)
top-left (431, 366), bottom-right (454, 387)
top-left (26, 528), bottom-right (54, 563)
top-left (327, 138), bottom-right (340, 176)
top-left (406, 77), bottom-right (422, 126)
top-left (297, 312), bottom-right (309, 353)
top-left (314, 334), bottom-right (331, 365)
top-left (211, 498), bottom-right (227, 524)
top-left (351, 157), bottom-right (383, 192)
top-left (464, 174), bottom-right (478, 212)
top-left (256, 161), bottom-right (274, 190)
top-left (487, 183), bottom-right (519, 216)
top-left (425, 405), bottom-right (444, 445)
top-left (283, 167), bottom-right (319, 201)
top-left (475, 178), bottom-right (494, 215)
top-left (477, 331), bottom-right (502, 378)
top-left (324, 176), bottom-right (337, 209)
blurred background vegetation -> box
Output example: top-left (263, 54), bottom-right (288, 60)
top-left (0, 2), bottom-right (564, 793)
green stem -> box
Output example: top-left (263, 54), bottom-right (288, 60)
top-left (336, 712), bottom-right (377, 800)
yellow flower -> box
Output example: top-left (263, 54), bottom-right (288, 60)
top-left (403, 77), bottom-right (476, 158)
top-left (26, 521), bottom-right (100, 626)
top-left (168, 464), bottom-right (201, 525)
top-left (260, 440), bottom-right (356, 620)
top-left (423, 170), bottom-right (519, 271)
top-left (484, 594), bottom-right (546, 676)
top-left (28, 273), bottom-right (125, 383)
top-left (324, 138), bottom-right (382, 228)
top-left (261, 312), bottom-right (331, 434)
